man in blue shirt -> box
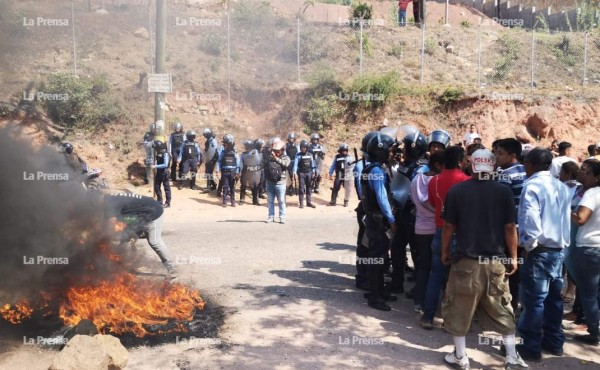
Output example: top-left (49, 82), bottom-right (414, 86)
top-left (152, 140), bottom-right (171, 208)
top-left (202, 128), bottom-right (219, 192)
top-left (177, 130), bottom-right (202, 190)
top-left (216, 134), bottom-right (241, 207)
top-left (360, 133), bottom-right (397, 311)
top-left (517, 148), bottom-right (571, 362)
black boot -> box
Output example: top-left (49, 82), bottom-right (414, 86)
top-left (328, 189), bottom-right (338, 206)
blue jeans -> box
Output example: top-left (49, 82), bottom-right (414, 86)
top-left (571, 246), bottom-right (600, 337)
top-left (518, 249), bottom-right (565, 355)
top-left (398, 10), bottom-right (407, 26)
top-left (422, 228), bottom-right (456, 321)
top-left (266, 181), bottom-right (286, 218)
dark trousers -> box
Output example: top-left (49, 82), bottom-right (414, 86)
top-left (355, 202), bottom-right (369, 287)
top-left (180, 158), bottom-right (199, 187)
top-left (240, 171), bottom-right (247, 201)
top-left (365, 216), bottom-right (390, 304)
top-left (154, 170), bottom-right (171, 204)
top-left (205, 162), bottom-right (217, 189)
top-left (222, 171), bottom-right (236, 205)
top-left (331, 172), bottom-right (344, 203)
top-left (298, 171), bottom-right (313, 205)
top-left (170, 149), bottom-right (181, 181)
top-left (390, 207), bottom-right (417, 287)
top-left (413, 233), bottom-right (434, 307)
top-left (508, 247), bottom-right (525, 312)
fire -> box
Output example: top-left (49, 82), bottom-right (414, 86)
top-left (59, 273), bottom-right (204, 337)
top-left (1, 301), bottom-right (34, 324)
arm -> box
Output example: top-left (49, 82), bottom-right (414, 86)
top-left (371, 169), bottom-right (395, 226)
top-left (441, 222), bottom-right (456, 265)
top-left (572, 205), bottom-right (593, 226)
top-left (155, 153), bottom-right (170, 170)
top-left (273, 155), bottom-right (291, 167)
top-left (216, 150), bottom-right (223, 172)
top-left (168, 135), bottom-right (173, 153)
top-left (293, 155), bottom-right (299, 174)
top-left (178, 142), bottom-right (184, 162)
top-left (518, 186), bottom-right (542, 251)
top-left (329, 158), bottom-right (335, 177)
top-left (236, 153), bottom-right (241, 174)
top-left (504, 223), bottom-right (518, 276)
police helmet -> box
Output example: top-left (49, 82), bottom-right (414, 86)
top-left (361, 132), bottom-right (378, 153)
top-left (243, 140), bottom-right (254, 150)
top-left (338, 143), bottom-right (350, 153)
top-left (186, 130), bottom-right (196, 141)
top-left (299, 140), bottom-right (309, 150)
top-left (62, 142), bottom-right (74, 155)
top-left (427, 129), bottom-right (451, 149)
top-left (402, 131), bottom-right (428, 159)
top-left (202, 128), bottom-right (213, 139)
top-left (287, 132), bottom-right (297, 142)
top-left (154, 140), bottom-right (167, 153)
top-left (310, 133), bottom-right (320, 142)
top-left (367, 133), bottom-right (395, 163)
top-left (174, 122), bottom-right (183, 132)
top-left (223, 134), bottom-right (235, 146)
top-left (254, 138), bottom-right (265, 151)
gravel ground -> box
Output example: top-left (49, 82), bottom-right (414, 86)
top-left (1, 186), bottom-right (599, 370)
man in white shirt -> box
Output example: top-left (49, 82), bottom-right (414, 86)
top-left (463, 124), bottom-right (480, 147)
top-left (549, 142), bottom-right (577, 178)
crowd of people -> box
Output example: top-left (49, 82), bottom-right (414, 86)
top-left (353, 127), bottom-right (600, 369)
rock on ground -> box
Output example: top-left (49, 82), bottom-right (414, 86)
top-left (48, 334), bottom-right (128, 370)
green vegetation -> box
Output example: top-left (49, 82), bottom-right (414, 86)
top-left (347, 71), bottom-right (401, 108)
top-left (554, 34), bottom-right (580, 67)
top-left (297, 31), bottom-right (329, 63)
top-left (201, 33), bottom-right (226, 57)
top-left (303, 95), bottom-right (344, 133)
top-left (42, 74), bottom-right (122, 130)
top-left (387, 42), bottom-right (406, 57)
top-left (307, 64), bottom-right (343, 96)
top-left (351, 2), bottom-right (373, 20)
top-left (460, 20), bottom-right (472, 28)
top-left (491, 33), bottom-right (521, 82)
top-left (438, 86), bottom-right (464, 108)
top-left (424, 38), bottom-right (436, 56)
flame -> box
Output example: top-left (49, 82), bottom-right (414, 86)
top-left (114, 221), bottom-right (127, 233)
top-left (1, 301), bottom-right (34, 324)
top-left (58, 273), bottom-right (204, 337)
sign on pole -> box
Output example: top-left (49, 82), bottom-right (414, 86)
top-left (148, 73), bottom-right (172, 93)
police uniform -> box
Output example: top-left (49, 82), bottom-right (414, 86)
top-left (285, 142), bottom-right (299, 195)
top-left (241, 149), bottom-right (263, 205)
top-left (328, 152), bottom-right (354, 206)
top-left (154, 151), bottom-right (171, 206)
top-left (143, 131), bottom-right (155, 184)
top-left (204, 136), bottom-right (219, 190)
top-left (309, 143), bottom-right (325, 193)
top-left (353, 159), bottom-right (369, 289)
top-left (217, 147), bottom-right (240, 206)
top-left (293, 151), bottom-right (316, 207)
top-left (178, 140), bottom-right (202, 189)
top-left (169, 131), bottom-right (185, 182)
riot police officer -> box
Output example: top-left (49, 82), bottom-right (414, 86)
top-left (427, 129), bottom-right (451, 154)
top-left (202, 128), bottom-right (219, 192)
top-left (177, 130), bottom-right (202, 190)
top-left (169, 122), bottom-right (185, 182)
top-left (328, 143), bottom-right (354, 207)
top-left (61, 142), bottom-right (88, 175)
top-left (216, 134), bottom-right (240, 207)
top-left (293, 140), bottom-right (316, 209)
top-left (361, 133), bottom-right (397, 311)
top-left (152, 140), bottom-right (171, 207)
top-left (257, 138), bottom-right (269, 199)
top-left (308, 133), bottom-right (326, 193)
top-left (242, 141), bottom-right (263, 206)
top-left (239, 140), bottom-right (254, 205)
top-left (285, 133), bottom-right (299, 196)
top-left (143, 123), bottom-right (156, 184)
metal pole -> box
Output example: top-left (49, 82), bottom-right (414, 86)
top-left (477, 25), bottom-right (482, 89)
top-left (297, 17), bottom-right (301, 83)
top-left (532, 29), bottom-right (537, 88)
top-left (359, 20), bottom-right (363, 75)
top-left (154, 0), bottom-right (166, 123)
top-left (227, 4), bottom-right (231, 121)
top-left (149, 5), bottom-right (154, 73)
top-left (71, 0), bottom-right (77, 75)
top-left (420, 23), bottom-right (425, 84)
top-left (583, 32), bottom-right (588, 85)
top-left (445, 0), bottom-right (449, 25)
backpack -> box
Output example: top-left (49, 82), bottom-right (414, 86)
top-left (266, 160), bottom-right (282, 182)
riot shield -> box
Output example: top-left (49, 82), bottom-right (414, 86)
top-left (243, 149), bottom-right (262, 188)
top-left (389, 168), bottom-right (412, 209)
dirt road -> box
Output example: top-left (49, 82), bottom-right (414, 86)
top-left (1, 185), bottom-right (599, 370)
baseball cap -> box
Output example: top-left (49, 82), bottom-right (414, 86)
top-left (471, 149), bottom-right (496, 173)
top-left (558, 141), bottom-right (572, 151)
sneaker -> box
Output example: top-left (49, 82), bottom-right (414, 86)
top-left (515, 345), bottom-right (541, 362)
top-left (307, 203), bottom-right (316, 208)
top-left (166, 269), bottom-right (178, 282)
top-left (265, 217), bottom-right (275, 223)
top-left (505, 353), bottom-right (529, 369)
top-left (299, 203), bottom-right (304, 209)
top-left (414, 304), bottom-right (424, 314)
top-left (231, 202), bottom-right (237, 207)
top-left (163, 202), bottom-right (171, 208)
top-left (444, 349), bottom-right (469, 369)
top-left (573, 334), bottom-right (599, 346)
top-left (279, 217), bottom-right (286, 224)
top-left (420, 318), bottom-right (433, 330)
top-left (367, 301), bottom-right (391, 311)
top-left (222, 203), bottom-right (227, 208)
top-left (239, 200), bottom-right (245, 205)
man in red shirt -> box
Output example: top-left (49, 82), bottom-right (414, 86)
top-left (420, 145), bottom-right (470, 329)
top-left (398, 0), bottom-right (411, 26)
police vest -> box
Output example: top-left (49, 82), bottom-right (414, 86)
top-left (182, 142), bottom-right (198, 160)
top-left (335, 154), bottom-right (347, 173)
top-left (156, 152), bottom-right (170, 170)
top-left (310, 145), bottom-right (324, 159)
top-left (171, 132), bottom-right (185, 150)
top-left (222, 150), bottom-right (237, 168)
top-left (360, 163), bottom-right (391, 217)
top-left (297, 154), bottom-right (312, 173)
top-left (286, 144), bottom-right (298, 159)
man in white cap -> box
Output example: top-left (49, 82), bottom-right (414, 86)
top-left (440, 149), bottom-right (528, 370)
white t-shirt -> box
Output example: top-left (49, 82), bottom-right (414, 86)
top-left (549, 156), bottom-right (577, 178)
top-left (576, 187), bottom-right (600, 248)
top-left (463, 132), bottom-right (480, 145)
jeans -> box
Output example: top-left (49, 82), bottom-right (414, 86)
top-left (518, 248), bottom-right (565, 355)
top-left (266, 180), bottom-right (286, 218)
top-left (413, 233), bottom-right (434, 307)
top-left (571, 246), bottom-right (600, 337)
top-left (398, 10), bottom-right (407, 26)
top-left (422, 228), bottom-right (456, 321)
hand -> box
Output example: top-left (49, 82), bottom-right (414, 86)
top-left (390, 222), bottom-right (397, 235)
top-left (150, 164), bottom-right (155, 169)
top-left (441, 250), bottom-right (451, 266)
top-left (505, 258), bottom-right (518, 277)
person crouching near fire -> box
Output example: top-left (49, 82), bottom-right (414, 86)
top-left (100, 192), bottom-right (178, 281)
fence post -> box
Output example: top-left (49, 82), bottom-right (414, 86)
top-left (420, 23), bottom-right (425, 84)
top-left (359, 20), bottom-right (364, 75)
top-left (227, 9), bottom-right (231, 121)
top-left (297, 17), bottom-right (301, 83)
top-left (530, 29), bottom-right (535, 90)
top-left (148, 5), bottom-right (154, 73)
top-left (71, 0), bottom-right (77, 75)
top-left (583, 31), bottom-right (588, 86)
top-left (477, 25), bottom-right (482, 90)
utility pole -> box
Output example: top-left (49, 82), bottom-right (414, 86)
top-left (154, 0), bottom-right (167, 124)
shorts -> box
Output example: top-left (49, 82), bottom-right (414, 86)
top-left (442, 258), bottom-right (515, 337)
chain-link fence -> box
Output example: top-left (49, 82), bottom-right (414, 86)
top-left (2, 0), bottom-right (600, 112)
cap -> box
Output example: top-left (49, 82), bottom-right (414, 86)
top-left (471, 149), bottom-right (496, 174)
top-left (558, 141), bottom-right (572, 151)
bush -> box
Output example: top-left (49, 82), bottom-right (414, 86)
top-left (387, 42), bottom-right (406, 57)
top-left (491, 33), bottom-right (521, 82)
top-left (460, 20), bottom-right (472, 28)
top-left (297, 30), bottom-right (329, 63)
top-left (554, 34), bottom-right (579, 67)
top-left (438, 87), bottom-right (464, 108)
top-left (303, 95), bottom-right (344, 132)
top-left (42, 74), bottom-right (122, 130)
top-left (424, 38), bottom-right (436, 56)
top-left (201, 33), bottom-right (226, 56)
top-left (308, 65), bottom-right (343, 96)
top-left (347, 71), bottom-right (400, 108)
top-left (351, 2), bottom-right (372, 20)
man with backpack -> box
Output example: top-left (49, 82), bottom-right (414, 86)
top-left (265, 138), bottom-right (291, 224)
